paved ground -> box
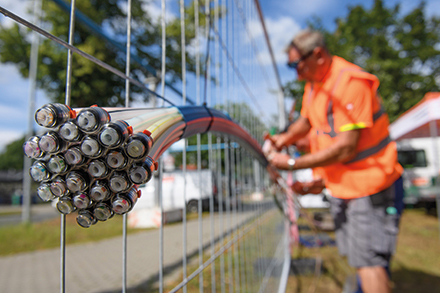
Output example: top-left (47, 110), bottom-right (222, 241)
top-left (0, 203), bottom-right (59, 226)
top-left (0, 207), bottom-right (264, 293)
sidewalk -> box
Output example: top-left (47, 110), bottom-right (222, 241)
top-left (0, 203), bottom-right (55, 213)
top-left (0, 209), bottom-right (259, 293)
top-left (0, 203), bottom-right (59, 226)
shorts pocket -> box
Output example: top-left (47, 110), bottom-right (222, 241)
top-left (371, 209), bottom-right (400, 254)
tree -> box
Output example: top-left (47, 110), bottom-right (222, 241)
top-left (284, 0), bottom-right (440, 122)
top-left (0, 0), bottom-right (209, 107)
top-left (283, 79), bottom-right (305, 123)
top-left (0, 137), bottom-right (26, 170)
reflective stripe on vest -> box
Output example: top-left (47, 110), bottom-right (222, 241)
top-left (323, 100), bottom-right (337, 137)
top-left (316, 105), bottom-right (385, 137)
top-left (312, 68), bottom-right (389, 163)
top-left (373, 107), bottom-right (384, 121)
top-left (344, 135), bottom-right (391, 164)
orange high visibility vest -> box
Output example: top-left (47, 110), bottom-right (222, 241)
top-left (301, 56), bottom-right (403, 199)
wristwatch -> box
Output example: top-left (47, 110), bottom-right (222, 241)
top-left (287, 158), bottom-right (296, 170)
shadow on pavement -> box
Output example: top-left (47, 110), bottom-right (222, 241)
top-left (393, 267), bottom-right (440, 293)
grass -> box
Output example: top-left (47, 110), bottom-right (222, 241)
top-left (285, 208), bottom-right (440, 293)
top-left (0, 213), bottom-right (145, 256)
top-left (0, 208), bottom-right (210, 256)
top-left (391, 209), bottom-right (440, 292)
top-left (0, 210), bottom-right (22, 217)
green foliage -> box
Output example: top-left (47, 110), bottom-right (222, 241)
top-left (0, 136), bottom-right (26, 170)
top-left (220, 102), bottom-right (268, 137)
top-left (284, 0), bottom-right (440, 122)
top-left (171, 133), bottom-right (215, 169)
top-left (283, 79), bottom-right (305, 119)
top-left (0, 0), bottom-right (210, 107)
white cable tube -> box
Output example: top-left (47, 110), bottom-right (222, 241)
top-left (147, 121), bottom-right (186, 160)
top-left (122, 109), bottom-right (182, 134)
top-left (97, 111), bottom-right (183, 149)
top-left (88, 159), bottom-right (111, 179)
top-left (90, 180), bottom-right (111, 202)
top-left (109, 172), bottom-right (131, 193)
top-left (98, 121), bottom-right (131, 149)
top-left (111, 186), bottom-right (140, 214)
top-left (39, 131), bottom-right (68, 154)
top-left (37, 183), bottom-right (56, 202)
top-left (65, 170), bottom-right (89, 193)
top-left (128, 156), bottom-right (155, 185)
top-left (59, 121), bottom-right (82, 142)
top-left (47, 155), bottom-right (69, 175)
top-left (56, 196), bottom-right (77, 214)
top-left (23, 136), bottom-right (44, 159)
top-left (72, 192), bottom-right (91, 209)
top-left (35, 103), bottom-right (73, 128)
top-left (76, 107), bottom-right (110, 134)
top-left (106, 149), bottom-right (130, 170)
top-left (29, 161), bottom-right (51, 182)
top-left (81, 136), bottom-right (104, 158)
top-left (142, 113), bottom-right (184, 141)
top-left (76, 210), bottom-right (97, 228)
top-left (104, 107), bottom-right (179, 123)
top-left (65, 146), bottom-right (88, 167)
top-left (50, 177), bottom-right (69, 197)
top-left (93, 202), bottom-right (114, 221)
top-left (125, 133), bottom-right (153, 160)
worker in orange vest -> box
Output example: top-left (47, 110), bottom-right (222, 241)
top-left (267, 29), bottom-right (404, 293)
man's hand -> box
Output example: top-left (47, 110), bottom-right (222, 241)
top-left (275, 116), bottom-right (312, 150)
top-left (263, 133), bottom-right (284, 152)
top-left (263, 131), bottom-right (291, 151)
top-left (267, 151), bottom-right (292, 170)
top-left (291, 179), bottom-right (325, 195)
top-left (273, 133), bottom-right (289, 150)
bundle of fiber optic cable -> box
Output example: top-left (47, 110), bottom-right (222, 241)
top-left (24, 103), bottom-right (267, 228)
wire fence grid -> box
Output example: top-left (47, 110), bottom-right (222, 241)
top-left (0, 0), bottom-right (295, 292)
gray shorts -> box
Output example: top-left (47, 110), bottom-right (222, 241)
top-left (329, 178), bottom-right (403, 268)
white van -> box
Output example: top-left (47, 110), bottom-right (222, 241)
top-left (135, 169), bottom-right (217, 213)
top-left (396, 138), bottom-right (440, 205)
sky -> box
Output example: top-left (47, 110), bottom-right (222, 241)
top-left (0, 0), bottom-right (439, 152)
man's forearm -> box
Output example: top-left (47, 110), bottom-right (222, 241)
top-left (275, 116), bottom-right (311, 148)
top-left (293, 146), bottom-right (346, 169)
top-left (268, 129), bottom-right (360, 171)
top-left (293, 131), bottom-right (360, 169)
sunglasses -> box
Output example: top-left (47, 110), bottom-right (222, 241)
top-left (287, 50), bottom-right (314, 69)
